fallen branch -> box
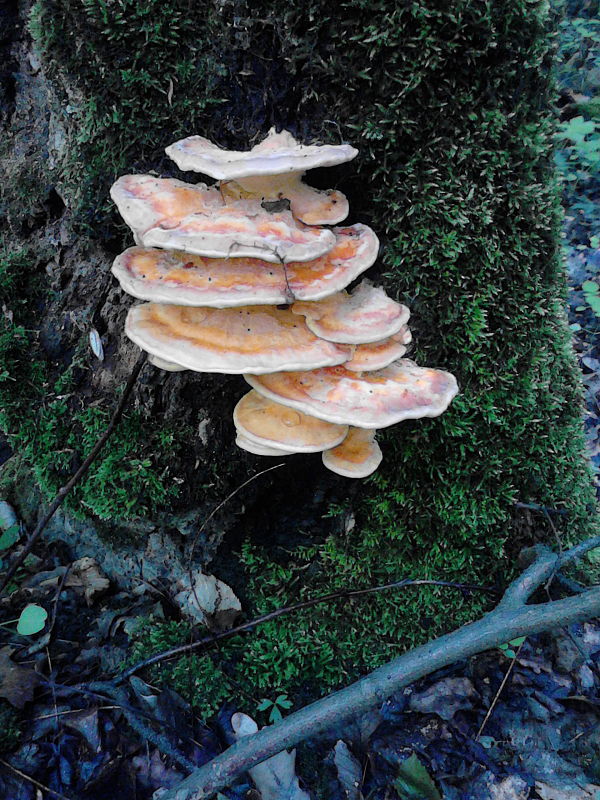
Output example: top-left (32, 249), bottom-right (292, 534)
top-left (98, 682), bottom-right (196, 772)
top-left (0, 352), bottom-right (147, 598)
top-left (116, 576), bottom-right (495, 684)
top-left (158, 536), bottom-right (600, 800)
top-left (514, 501), bottom-right (568, 517)
top-left (0, 757), bottom-right (74, 800)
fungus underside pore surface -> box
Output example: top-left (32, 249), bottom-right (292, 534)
top-left (1, 0), bottom-right (598, 710)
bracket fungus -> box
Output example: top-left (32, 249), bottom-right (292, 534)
top-left (322, 427), bottom-right (383, 478)
top-left (291, 280), bottom-right (410, 344)
top-left (234, 390), bottom-right (348, 454)
top-left (111, 174), bottom-right (336, 263)
top-left (111, 128), bottom-right (458, 478)
top-left (125, 304), bottom-right (350, 374)
top-left (111, 224), bottom-right (378, 307)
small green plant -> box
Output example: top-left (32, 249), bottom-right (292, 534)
top-left (556, 116), bottom-right (600, 179)
top-left (0, 524), bottom-right (20, 553)
top-left (0, 604), bottom-right (48, 635)
top-left (393, 753), bottom-right (441, 800)
top-left (497, 636), bottom-right (526, 660)
top-left (257, 693), bottom-right (293, 724)
top-left (17, 604), bottom-right (48, 635)
top-left (581, 280), bottom-right (600, 316)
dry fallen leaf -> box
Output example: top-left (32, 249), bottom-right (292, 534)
top-left (64, 557), bottom-right (110, 605)
top-left (333, 740), bottom-right (364, 800)
top-left (535, 781), bottom-right (600, 800)
top-left (174, 572), bottom-right (241, 630)
top-left (0, 646), bottom-right (40, 708)
top-left (232, 712), bottom-right (310, 800)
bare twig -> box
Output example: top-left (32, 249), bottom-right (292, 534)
top-left (158, 539), bottom-right (600, 800)
top-left (107, 683), bottom-right (196, 772)
top-left (48, 564), bottom-right (72, 636)
top-left (556, 535), bottom-right (600, 569)
top-left (0, 757), bottom-right (75, 800)
top-left (34, 706), bottom-right (119, 721)
top-left (25, 563), bottom-right (73, 657)
top-left (0, 352), bottom-right (147, 598)
top-left (500, 536), bottom-right (600, 609)
top-left (475, 640), bottom-right (525, 740)
top-left (514, 502), bottom-right (568, 517)
top-left (116, 577), bottom-right (495, 685)
top-left (187, 463), bottom-right (284, 622)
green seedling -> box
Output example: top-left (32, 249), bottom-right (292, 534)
top-left (394, 753), bottom-right (441, 800)
top-left (497, 636), bottom-right (526, 659)
top-left (0, 604), bottom-right (47, 635)
top-left (257, 693), bottom-right (293, 724)
top-left (582, 281), bottom-right (600, 316)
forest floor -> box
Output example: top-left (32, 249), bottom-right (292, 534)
top-left (0, 540), bottom-right (599, 800)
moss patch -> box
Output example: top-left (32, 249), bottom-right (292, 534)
top-left (0, 242), bottom-right (189, 521)
top-left (0, 702), bottom-right (21, 754)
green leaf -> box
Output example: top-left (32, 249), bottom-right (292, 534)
top-left (504, 649), bottom-right (516, 659)
top-left (508, 636), bottom-right (526, 647)
top-left (561, 116), bottom-right (596, 141)
top-left (498, 642), bottom-right (509, 650)
top-left (0, 525), bottom-right (20, 551)
top-left (269, 705), bottom-right (283, 724)
top-left (590, 235), bottom-right (599, 249)
top-left (257, 699), bottom-right (273, 711)
top-left (394, 753), bottom-right (441, 800)
top-left (588, 296), bottom-right (600, 315)
top-left (16, 605), bottom-right (48, 636)
top-left (582, 281), bottom-right (600, 294)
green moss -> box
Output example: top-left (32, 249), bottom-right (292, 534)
top-left (128, 619), bottom-right (232, 718)
top-left (28, 0), bottom-right (224, 232)
top-left (1, 378), bottom-right (188, 521)
top-left (0, 239), bottom-right (189, 521)
top-left (0, 702), bottom-right (21, 754)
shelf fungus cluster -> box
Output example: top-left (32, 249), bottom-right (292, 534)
top-left (111, 128), bottom-right (458, 478)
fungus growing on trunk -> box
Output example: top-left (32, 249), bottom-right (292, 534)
top-left (125, 304), bottom-right (351, 374)
top-left (345, 330), bottom-right (411, 372)
top-left (245, 361), bottom-right (459, 428)
top-left (110, 128), bottom-right (458, 478)
top-left (234, 390), bottom-right (348, 453)
top-left (111, 224), bottom-right (378, 307)
top-left (111, 174), bottom-right (336, 262)
top-left (165, 127), bottom-right (357, 227)
top-left (322, 427), bottom-right (383, 478)
top-left (291, 280), bottom-right (410, 344)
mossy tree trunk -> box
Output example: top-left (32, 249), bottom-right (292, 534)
top-left (0, 0), bottom-right (597, 702)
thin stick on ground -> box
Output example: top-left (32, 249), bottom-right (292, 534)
top-left (187, 462), bottom-right (285, 620)
top-left (475, 639), bottom-right (525, 740)
top-left (0, 352), bottom-right (147, 598)
top-left (158, 536), bottom-right (600, 800)
top-left (116, 576), bottom-right (496, 685)
top-left (0, 757), bottom-right (75, 800)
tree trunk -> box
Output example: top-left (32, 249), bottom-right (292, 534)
top-left (0, 0), bottom-right (596, 680)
